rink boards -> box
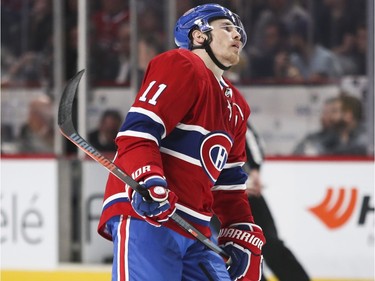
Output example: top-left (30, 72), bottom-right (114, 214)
top-left (1, 157), bottom-right (374, 280)
top-left (1, 269), bottom-right (373, 281)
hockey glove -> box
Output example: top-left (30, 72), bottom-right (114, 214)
top-left (130, 176), bottom-right (177, 227)
top-left (218, 223), bottom-right (265, 281)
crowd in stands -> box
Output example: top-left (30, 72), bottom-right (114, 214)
top-left (1, 0), bottom-right (368, 87)
top-left (0, 0), bottom-right (371, 155)
top-left (1, 93), bottom-right (54, 154)
top-left (2, 0), bottom-right (53, 87)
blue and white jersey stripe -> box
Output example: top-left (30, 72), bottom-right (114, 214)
top-left (118, 107), bottom-right (166, 145)
top-left (102, 192), bottom-right (212, 226)
top-left (160, 125), bottom-right (207, 166)
top-left (117, 107), bottom-right (246, 187)
top-left (213, 165), bottom-right (248, 191)
top-left (102, 192), bottom-right (129, 211)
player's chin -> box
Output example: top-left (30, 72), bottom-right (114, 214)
top-left (228, 54), bottom-right (240, 66)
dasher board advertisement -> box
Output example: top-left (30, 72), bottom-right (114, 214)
top-left (261, 159), bottom-right (374, 279)
top-left (1, 159), bottom-right (58, 270)
top-left (80, 157), bottom-right (374, 279)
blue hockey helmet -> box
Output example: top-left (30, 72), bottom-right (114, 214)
top-left (174, 4), bottom-right (247, 49)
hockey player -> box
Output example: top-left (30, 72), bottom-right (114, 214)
top-left (98, 4), bottom-right (265, 281)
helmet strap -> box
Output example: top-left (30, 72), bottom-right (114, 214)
top-left (190, 33), bottom-right (231, 71)
top-left (203, 40), bottom-right (231, 71)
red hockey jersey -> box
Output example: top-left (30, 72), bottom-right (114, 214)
top-left (98, 48), bottom-right (254, 240)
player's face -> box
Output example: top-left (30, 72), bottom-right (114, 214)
top-left (209, 19), bottom-right (243, 66)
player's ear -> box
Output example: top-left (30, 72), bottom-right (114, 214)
top-left (191, 29), bottom-right (207, 45)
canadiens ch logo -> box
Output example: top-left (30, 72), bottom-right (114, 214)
top-left (200, 132), bottom-right (233, 183)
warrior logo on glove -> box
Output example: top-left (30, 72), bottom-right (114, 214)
top-left (218, 227), bottom-right (264, 250)
top-left (218, 223), bottom-right (266, 281)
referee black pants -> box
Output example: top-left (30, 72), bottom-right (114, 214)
top-left (248, 195), bottom-right (311, 281)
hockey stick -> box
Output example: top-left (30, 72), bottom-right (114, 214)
top-left (58, 70), bottom-right (231, 265)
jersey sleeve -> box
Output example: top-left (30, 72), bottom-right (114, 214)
top-left (115, 51), bottom-right (202, 182)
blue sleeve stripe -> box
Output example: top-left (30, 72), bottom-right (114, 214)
top-left (215, 166), bottom-right (248, 186)
top-left (161, 127), bottom-right (204, 161)
top-left (120, 111), bottom-right (165, 144)
top-left (129, 107), bottom-right (166, 138)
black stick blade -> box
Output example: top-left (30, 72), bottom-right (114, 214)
top-left (58, 69), bottom-right (85, 127)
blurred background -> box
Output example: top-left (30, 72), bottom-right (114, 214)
top-left (1, 0), bottom-right (374, 280)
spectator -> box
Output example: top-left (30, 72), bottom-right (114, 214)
top-left (137, 34), bottom-right (163, 86)
top-left (325, 94), bottom-right (368, 155)
top-left (352, 23), bottom-right (368, 75)
top-left (249, 20), bottom-right (301, 81)
top-left (90, 0), bottom-right (129, 84)
top-left (288, 16), bottom-right (343, 82)
top-left (88, 109), bottom-right (123, 152)
top-left (138, 35), bottom-right (163, 74)
top-left (92, 22), bottom-right (131, 84)
top-left (16, 94), bottom-right (54, 153)
top-left (1, 0), bottom-right (23, 56)
top-left (313, 0), bottom-right (366, 50)
top-left (251, 0), bottom-right (311, 49)
top-left (91, 0), bottom-right (129, 52)
top-left (25, 0), bottom-right (53, 53)
top-left (333, 31), bottom-right (360, 75)
top-left (293, 96), bottom-right (342, 155)
top-left (112, 23), bottom-right (131, 84)
top-left (294, 93), bottom-right (368, 155)
top-left (1, 0), bottom-right (53, 86)
top-left (137, 8), bottom-right (165, 46)
top-left (1, 50), bottom-right (51, 86)
top-left (333, 23), bottom-right (368, 76)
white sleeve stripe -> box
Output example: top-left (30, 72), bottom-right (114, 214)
top-left (102, 192), bottom-right (128, 210)
top-left (224, 161), bottom-right (245, 168)
top-left (176, 123), bottom-right (210, 135)
top-left (211, 183), bottom-right (247, 191)
top-left (175, 203), bottom-right (212, 222)
top-left (160, 147), bottom-right (202, 166)
top-left (129, 107), bottom-right (166, 138)
top-left (117, 131), bottom-right (159, 145)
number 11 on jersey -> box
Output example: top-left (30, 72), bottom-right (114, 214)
top-left (139, 81), bottom-right (167, 105)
